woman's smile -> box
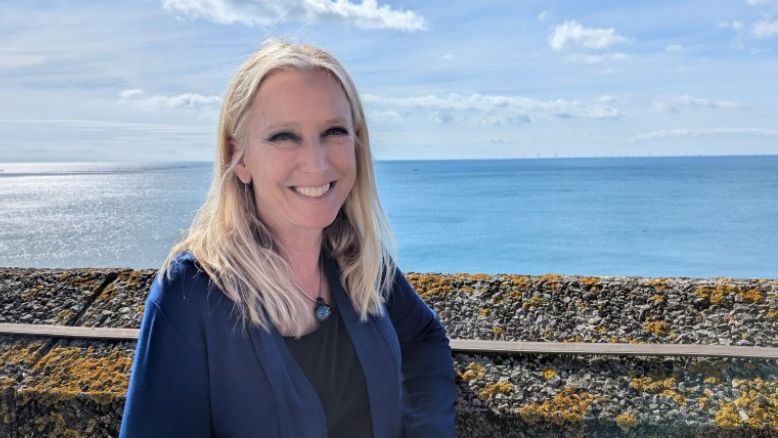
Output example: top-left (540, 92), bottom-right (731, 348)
top-left (290, 181), bottom-right (335, 198)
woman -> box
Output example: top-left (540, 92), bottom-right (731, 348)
top-left (119, 40), bottom-right (456, 437)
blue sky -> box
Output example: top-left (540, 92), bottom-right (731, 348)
top-left (1, 0), bottom-right (777, 161)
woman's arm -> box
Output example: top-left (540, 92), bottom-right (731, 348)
top-left (119, 265), bottom-right (212, 438)
top-left (386, 268), bottom-right (456, 437)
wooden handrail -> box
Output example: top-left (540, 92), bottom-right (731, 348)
top-left (2, 322), bottom-right (777, 359)
top-left (449, 339), bottom-right (778, 359)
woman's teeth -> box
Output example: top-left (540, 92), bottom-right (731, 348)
top-left (293, 182), bottom-right (331, 198)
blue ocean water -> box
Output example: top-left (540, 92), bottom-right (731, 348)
top-left (1, 156), bottom-right (776, 278)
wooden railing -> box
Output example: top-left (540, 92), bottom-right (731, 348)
top-left (2, 322), bottom-right (777, 359)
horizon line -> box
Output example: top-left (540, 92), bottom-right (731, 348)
top-left (2, 152), bottom-right (778, 165)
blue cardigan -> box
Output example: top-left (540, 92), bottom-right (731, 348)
top-left (120, 252), bottom-right (456, 437)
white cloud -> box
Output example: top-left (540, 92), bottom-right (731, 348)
top-left (719, 20), bottom-right (745, 30)
top-left (746, 0), bottom-right (778, 6)
top-left (120, 89), bottom-right (144, 99)
top-left (119, 89), bottom-right (222, 112)
top-left (161, 0), bottom-right (426, 31)
top-left (665, 44), bottom-right (683, 51)
top-left (651, 95), bottom-right (751, 112)
top-left (537, 10), bottom-right (550, 22)
top-left (566, 52), bottom-right (629, 63)
top-left (479, 114), bottom-right (531, 126)
top-left (753, 19), bottom-right (778, 38)
top-left (632, 128), bottom-right (778, 142)
top-left (366, 109), bottom-right (400, 121)
top-left (548, 20), bottom-right (627, 50)
top-left (363, 92), bottom-right (621, 122)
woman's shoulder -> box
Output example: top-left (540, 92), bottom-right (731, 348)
top-left (386, 266), bottom-right (437, 321)
top-left (147, 251), bottom-right (218, 322)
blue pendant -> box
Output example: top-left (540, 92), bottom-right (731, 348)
top-left (314, 297), bottom-right (332, 322)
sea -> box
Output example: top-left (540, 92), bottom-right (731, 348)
top-left (1, 155), bottom-right (776, 279)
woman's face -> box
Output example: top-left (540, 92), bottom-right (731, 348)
top-left (234, 68), bottom-right (357, 242)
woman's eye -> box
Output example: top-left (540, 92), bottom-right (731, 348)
top-left (268, 132), bottom-right (298, 142)
top-left (325, 126), bottom-right (349, 136)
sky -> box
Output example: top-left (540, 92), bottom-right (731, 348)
top-left (1, 0), bottom-right (777, 161)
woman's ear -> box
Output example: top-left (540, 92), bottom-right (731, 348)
top-left (230, 139), bottom-right (252, 184)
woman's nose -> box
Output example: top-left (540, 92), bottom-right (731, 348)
top-left (300, 136), bottom-right (328, 173)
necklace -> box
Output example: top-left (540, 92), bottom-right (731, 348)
top-left (297, 259), bottom-right (332, 323)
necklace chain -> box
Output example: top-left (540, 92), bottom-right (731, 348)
top-left (302, 256), bottom-right (332, 323)
top-left (297, 262), bottom-right (322, 303)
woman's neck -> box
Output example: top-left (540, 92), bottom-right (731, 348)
top-left (275, 229), bottom-right (323, 278)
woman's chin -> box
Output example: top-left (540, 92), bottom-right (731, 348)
top-left (295, 214), bottom-right (341, 233)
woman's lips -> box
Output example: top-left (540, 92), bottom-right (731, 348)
top-left (289, 181), bottom-right (336, 198)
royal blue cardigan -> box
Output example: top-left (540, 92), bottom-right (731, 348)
top-left (119, 252), bottom-right (456, 437)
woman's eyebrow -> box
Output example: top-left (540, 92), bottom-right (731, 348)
top-left (263, 121), bottom-right (299, 132)
top-left (322, 117), bottom-right (347, 125)
top-left (262, 118), bottom-right (348, 132)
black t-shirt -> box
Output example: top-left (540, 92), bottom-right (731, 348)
top-left (282, 302), bottom-right (373, 438)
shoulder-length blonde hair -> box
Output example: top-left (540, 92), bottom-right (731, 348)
top-left (160, 39), bottom-right (396, 338)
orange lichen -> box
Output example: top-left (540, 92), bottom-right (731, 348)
top-left (615, 412), bottom-right (638, 432)
top-left (492, 326), bottom-right (504, 335)
top-left (478, 381), bottom-right (514, 401)
top-left (538, 274), bottom-right (562, 292)
top-left (0, 375), bottom-right (17, 391)
top-left (643, 320), bottom-right (671, 336)
top-left (715, 401), bottom-right (741, 428)
top-left (522, 295), bottom-right (545, 310)
top-left (55, 308), bottom-right (76, 325)
top-left (713, 378), bottom-right (778, 429)
top-left (542, 368), bottom-right (557, 380)
top-left (459, 362), bottom-right (485, 382)
top-left (518, 387), bottom-right (597, 425)
top-left (647, 278), bottom-right (667, 292)
top-left (20, 345), bottom-right (134, 402)
top-left (650, 294), bottom-right (665, 304)
top-left (630, 376), bottom-right (675, 393)
top-left (578, 277), bottom-right (601, 292)
top-left (478, 308), bottom-right (492, 317)
top-left (660, 389), bottom-right (687, 405)
top-left (0, 342), bottom-right (45, 368)
top-left (695, 281), bottom-right (738, 305)
top-left (510, 275), bottom-right (532, 290)
top-left (97, 270), bottom-right (147, 301)
top-left (739, 288), bottom-right (764, 303)
top-left (406, 273), bottom-right (455, 298)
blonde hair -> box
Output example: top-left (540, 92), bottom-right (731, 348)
top-left (160, 39), bottom-right (397, 338)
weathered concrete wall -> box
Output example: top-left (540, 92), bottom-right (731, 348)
top-left (1, 267), bottom-right (777, 437)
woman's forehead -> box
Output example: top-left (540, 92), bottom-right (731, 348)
top-left (249, 68), bottom-right (352, 129)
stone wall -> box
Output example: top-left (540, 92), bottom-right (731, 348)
top-left (1, 267), bottom-right (777, 437)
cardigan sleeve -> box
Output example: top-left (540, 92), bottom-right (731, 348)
top-left (386, 268), bottom-right (456, 437)
top-left (119, 269), bottom-right (212, 438)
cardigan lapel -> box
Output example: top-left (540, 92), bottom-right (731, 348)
top-left (324, 254), bottom-right (403, 438)
top-left (247, 312), bottom-right (327, 437)
top-left (245, 253), bottom-right (402, 438)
